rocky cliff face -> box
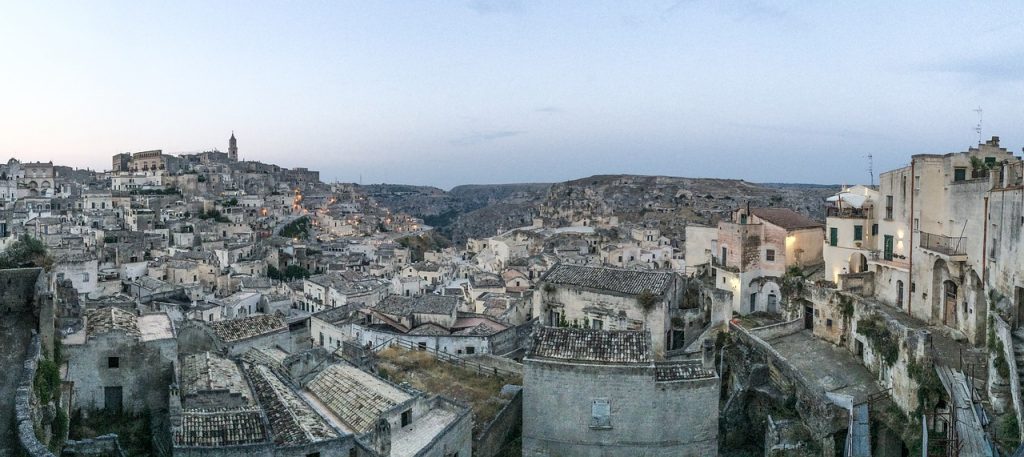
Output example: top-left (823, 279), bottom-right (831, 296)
top-left (368, 175), bottom-right (837, 244)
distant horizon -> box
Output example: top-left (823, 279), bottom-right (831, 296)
top-left (3, 2), bottom-right (1023, 188)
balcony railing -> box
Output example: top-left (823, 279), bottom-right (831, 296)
top-left (826, 206), bottom-right (871, 218)
top-left (919, 232), bottom-right (967, 257)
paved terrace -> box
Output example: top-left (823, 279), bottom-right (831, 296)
top-left (764, 330), bottom-right (883, 404)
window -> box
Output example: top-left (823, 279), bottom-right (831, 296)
top-left (401, 409), bottom-right (412, 427)
top-left (466, 346), bottom-right (476, 355)
top-left (954, 167), bottom-right (967, 182)
top-left (914, 218), bottom-right (920, 232)
top-left (826, 319), bottom-right (833, 328)
top-left (885, 196), bottom-right (893, 219)
top-left (896, 281), bottom-right (904, 307)
top-left (108, 357), bottom-right (119, 368)
top-left (871, 224), bottom-right (878, 236)
top-left (765, 249), bottom-right (775, 262)
top-left (592, 319), bottom-right (603, 330)
top-left (853, 225), bottom-right (863, 241)
top-left (306, 453), bottom-right (321, 457)
top-left (829, 228), bottom-right (838, 247)
top-left (417, 342), bottom-right (427, 351)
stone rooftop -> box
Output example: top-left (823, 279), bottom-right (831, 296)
top-left (529, 327), bottom-right (651, 364)
top-left (542, 264), bottom-right (675, 296)
top-left (138, 313), bottom-right (174, 341)
top-left (389, 405), bottom-right (461, 457)
top-left (174, 408), bottom-right (267, 447)
top-left (305, 363), bottom-right (412, 433)
top-left (209, 314), bottom-right (287, 343)
top-left (653, 361), bottom-right (717, 381)
top-left (749, 207), bottom-right (824, 231)
top-left (245, 364), bottom-right (340, 445)
top-left (376, 294), bottom-right (459, 317)
top-left (181, 352), bottom-right (253, 404)
top-left (85, 307), bottom-right (140, 339)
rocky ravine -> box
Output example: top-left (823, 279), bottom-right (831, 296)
top-left (366, 175), bottom-right (838, 245)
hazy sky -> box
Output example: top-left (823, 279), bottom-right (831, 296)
top-left (2, 1), bottom-right (1023, 189)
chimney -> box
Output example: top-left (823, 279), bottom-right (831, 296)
top-left (702, 339), bottom-right (715, 370)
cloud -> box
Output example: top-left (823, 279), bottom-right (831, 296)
top-left (535, 106), bottom-right (563, 114)
top-left (450, 130), bottom-right (525, 146)
top-left (919, 49), bottom-right (1024, 83)
top-left (467, 0), bottom-right (522, 15)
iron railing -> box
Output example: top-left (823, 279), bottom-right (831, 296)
top-left (919, 232), bottom-right (967, 256)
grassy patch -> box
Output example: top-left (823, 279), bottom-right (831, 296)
top-left (376, 347), bottom-right (521, 436)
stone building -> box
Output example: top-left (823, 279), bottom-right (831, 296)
top-left (825, 137), bottom-right (1019, 345)
top-left (171, 351), bottom-right (361, 456)
top-left (533, 264), bottom-right (682, 357)
top-left (63, 307), bottom-right (178, 413)
top-left (712, 207), bottom-right (824, 315)
top-left (522, 327), bottom-right (719, 456)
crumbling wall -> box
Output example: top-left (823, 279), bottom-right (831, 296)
top-left (0, 267), bottom-right (43, 315)
top-left (16, 333), bottom-right (57, 457)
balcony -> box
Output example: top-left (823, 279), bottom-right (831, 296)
top-left (826, 206), bottom-right (871, 219)
top-left (711, 257), bottom-right (739, 274)
top-left (919, 232), bottom-right (967, 258)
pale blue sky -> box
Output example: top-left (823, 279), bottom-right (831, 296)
top-left (2, 1), bottom-right (1023, 188)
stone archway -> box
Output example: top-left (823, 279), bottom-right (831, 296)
top-left (849, 252), bottom-right (868, 273)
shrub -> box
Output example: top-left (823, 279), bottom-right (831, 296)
top-left (857, 317), bottom-right (899, 367)
top-left (34, 359), bottom-right (60, 404)
top-left (637, 290), bottom-right (659, 312)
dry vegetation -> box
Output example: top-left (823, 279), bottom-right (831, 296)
top-left (376, 347), bottom-right (521, 435)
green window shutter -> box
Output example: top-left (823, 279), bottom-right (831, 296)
top-left (830, 228), bottom-right (838, 246)
top-left (854, 225), bottom-right (863, 241)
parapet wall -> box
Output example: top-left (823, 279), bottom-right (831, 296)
top-left (474, 388), bottom-right (523, 457)
top-left (16, 332), bottom-right (56, 457)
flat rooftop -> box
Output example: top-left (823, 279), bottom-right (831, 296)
top-left (764, 330), bottom-right (882, 403)
top-left (138, 313), bottom-right (174, 341)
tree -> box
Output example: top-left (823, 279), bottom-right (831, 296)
top-left (0, 234), bottom-right (52, 270)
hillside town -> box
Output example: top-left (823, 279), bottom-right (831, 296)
top-left (3, 134), bottom-right (1024, 457)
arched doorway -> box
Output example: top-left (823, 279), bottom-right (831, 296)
top-left (943, 280), bottom-right (958, 326)
top-left (849, 252), bottom-right (868, 273)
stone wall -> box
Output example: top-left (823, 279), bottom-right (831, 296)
top-left (474, 388), bottom-right (523, 457)
top-left (61, 434), bottom-right (126, 456)
top-left (749, 317), bottom-right (804, 340)
top-left (523, 358), bottom-right (718, 456)
top-left (0, 267), bottom-right (43, 315)
top-left (16, 333), bottom-right (56, 457)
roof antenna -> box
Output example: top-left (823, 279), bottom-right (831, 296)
top-left (974, 106), bottom-right (983, 144)
top-left (867, 153), bottom-right (874, 188)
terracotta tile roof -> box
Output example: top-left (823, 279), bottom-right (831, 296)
top-left (180, 352), bottom-right (252, 405)
top-left (209, 314), bottom-right (287, 343)
top-left (376, 295), bottom-right (459, 317)
top-left (174, 408), bottom-right (267, 447)
top-left (529, 327), bottom-right (650, 364)
top-left (653, 361), bottom-right (717, 381)
top-left (749, 208), bottom-right (824, 230)
top-left (305, 364), bottom-right (411, 433)
top-left (245, 364), bottom-right (339, 445)
top-left (541, 264), bottom-right (675, 296)
top-left (85, 307), bottom-right (140, 339)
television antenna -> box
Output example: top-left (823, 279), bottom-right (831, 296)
top-left (974, 106), bottom-right (983, 143)
top-left (867, 153), bottom-right (874, 187)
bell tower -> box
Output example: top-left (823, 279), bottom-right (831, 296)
top-left (228, 131), bottom-right (238, 161)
